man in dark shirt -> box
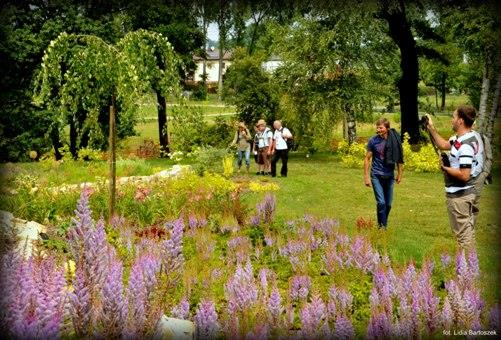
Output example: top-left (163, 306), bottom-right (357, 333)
top-left (364, 118), bottom-right (404, 229)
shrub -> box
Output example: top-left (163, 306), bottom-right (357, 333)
top-left (338, 134), bottom-right (440, 173)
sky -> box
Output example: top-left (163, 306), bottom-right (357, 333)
top-left (207, 22), bottom-right (219, 42)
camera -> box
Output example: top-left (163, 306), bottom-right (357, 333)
top-left (419, 115), bottom-right (429, 130)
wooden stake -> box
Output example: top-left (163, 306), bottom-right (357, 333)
top-left (108, 94), bottom-right (116, 223)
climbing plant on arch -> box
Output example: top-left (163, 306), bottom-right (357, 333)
top-left (33, 29), bottom-right (182, 218)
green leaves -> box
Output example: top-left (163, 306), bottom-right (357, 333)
top-left (33, 29), bottom-right (182, 153)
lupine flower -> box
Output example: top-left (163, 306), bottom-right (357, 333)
top-left (188, 215), bottom-right (198, 230)
top-left (171, 297), bottom-right (190, 320)
top-left (290, 275), bottom-right (311, 301)
top-left (256, 193), bottom-right (276, 224)
top-left (225, 261), bottom-right (258, 313)
top-left (467, 250), bottom-right (480, 278)
top-left (245, 323), bottom-right (269, 340)
top-left (441, 296), bottom-right (453, 329)
top-left (249, 215), bottom-right (260, 226)
top-left (440, 253), bottom-right (451, 268)
top-left (194, 299), bottom-right (220, 339)
top-left (267, 286), bottom-right (283, 322)
top-left (489, 304), bottom-right (501, 331)
top-left (101, 259), bottom-right (127, 338)
top-left (367, 311), bottom-right (391, 339)
top-left (300, 295), bottom-right (327, 337)
top-left (258, 268), bottom-right (269, 293)
top-left (70, 264), bottom-right (92, 337)
top-left (4, 255), bottom-right (67, 339)
top-left (162, 218), bottom-right (184, 273)
top-left (279, 240), bottom-right (308, 270)
top-left (334, 315), bottom-right (355, 339)
top-left (126, 252), bottom-right (161, 335)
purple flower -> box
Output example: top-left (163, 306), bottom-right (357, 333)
top-left (290, 275), bottom-right (311, 301)
top-left (194, 299), bottom-right (220, 339)
top-left (440, 253), bottom-right (451, 268)
top-left (245, 323), bottom-right (269, 340)
top-left (171, 297), bottom-right (190, 320)
top-left (300, 295), bottom-right (327, 337)
top-left (101, 259), bottom-right (127, 337)
top-left (267, 286), bottom-right (283, 322)
top-left (441, 296), bottom-right (453, 329)
top-left (162, 218), bottom-right (184, 273)
top-left (489, 304), bottom-right (501, 331)
top-left (455, 250), bottom-right (468, 278)
top-left (367, 311), bottom-right (391, 339)
top-left (249, 215), bottom-right (260, 226)
top-left (334, 315), bottom-right (355, 339)
top-left (126, 252), bottom-right (161, 335)
top-left (70, 264), bottom-right (92, 337)
top-left (467, 250), bottom-right (479, 278)
top-left (224, 261), bottom-right (258, 312)
top-left (256, 193), bottom-right (276, 224)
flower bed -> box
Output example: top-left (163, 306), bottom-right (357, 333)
top-left (1, 190), bottom-right (499, 338)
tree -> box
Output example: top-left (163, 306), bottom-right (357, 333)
top-left (117, 30), bottom-right (182, 155)
top-left (0, 0), bottom-right (123, 161)
top-left (223, 47), bottom-right (279, 125)
top-left (33, 30), bottom-right (181, 218)
top-left (376, 0), bottom-right (450, 143)
top-left (269, 6), bottom-right (389, 148)
top-left (440, 1), bottom-right (501, 142)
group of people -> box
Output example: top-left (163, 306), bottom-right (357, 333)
top-left (364, 105), bottom-right (487, 251)
top-left (230, 119), bottom-right (293, 177)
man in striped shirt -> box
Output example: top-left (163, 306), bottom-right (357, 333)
top-left (425, 105), bottom-right (484, 250)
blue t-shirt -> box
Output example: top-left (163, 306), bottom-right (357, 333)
top-left (367, 135), bottom-right (394, 176)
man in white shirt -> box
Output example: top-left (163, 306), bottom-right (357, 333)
top-left (270, 120), bottom-right (292, 178)
top-left (425, 105), bottom-right (484, 250)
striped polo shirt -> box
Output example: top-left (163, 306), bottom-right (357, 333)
top-left (445, 131), bottom-right (482, 193)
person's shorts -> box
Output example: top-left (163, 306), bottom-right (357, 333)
top-left (257, 147), bottom-right (268, 165)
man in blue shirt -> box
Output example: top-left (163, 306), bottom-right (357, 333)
top-left (364, 117), bottom-right (404, 229)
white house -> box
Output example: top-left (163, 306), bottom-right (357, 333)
top-left (262, 55), bottom-right (283, 73)
top-left (192, 47), bottom-right (232, 83)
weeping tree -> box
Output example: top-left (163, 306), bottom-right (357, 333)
top-left (33, 29), bottom-right (181, 218)
top-left (117, 30), bottom-right (181, 156)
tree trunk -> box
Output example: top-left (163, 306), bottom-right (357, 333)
top-left (440, 73), bottom-right (446, 111)
top-left (485, 71), bottom-right (501, 141)
top-left (156, 89), bottom-right (169, 156)
top-left (477, 63), bottom-right (490, 131)
top-left (69, 116), bottom-right (78, 159)
top-left (108, 94), bottom-right (116, 223)
top-left (217, 0), bottom-right (228, 101)
top-left (435, 87), bottom-right (439, 111)
top-left (381, 0), bottom-right (420, 144)
top-left (50, 126), bottom-right (63, 160)
top-left (345, 104), bottom-right (357, 145)
top-left (218, 38), bottom-right (224, 100)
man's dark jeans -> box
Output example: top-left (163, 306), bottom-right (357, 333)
top-left (271, 149), bottom-right (288, 177)
top-left (370, 173), bottom-right (394, 228)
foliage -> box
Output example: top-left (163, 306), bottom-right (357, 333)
top-left (32, 29), bottom-right (181, 157)
top-left (338, 134), bottom-right (440, 173)
top-left (189, 147), bottom-right (233, 176)
top-left (223, 47), bottom-right (279, 125)
top-left (169, 105), bottom-right (207, 153)
top-left (337, 140), bottom-right (366, 168)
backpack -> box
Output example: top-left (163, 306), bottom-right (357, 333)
top-left (477, 132), bottom-right (493, 185)
top-left (280, 127), bottom-right (294, 150)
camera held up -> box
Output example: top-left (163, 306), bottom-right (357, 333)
top-left (419, 115), bottom-right (429, 130)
